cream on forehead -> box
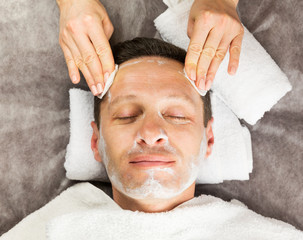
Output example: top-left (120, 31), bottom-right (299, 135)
top-left (97, 60), bottom-right (207, 99)
top-left (118, 58), bottom-right (171, 70)
top-left (118, 60), bottom-right (143, 70)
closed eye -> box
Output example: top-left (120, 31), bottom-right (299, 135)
top-left (116, 116), bottom-right (137, 120)
top-left (168, 116), bottom-right (187, 120)
top-left (116, 115), bottom-right (188, 122)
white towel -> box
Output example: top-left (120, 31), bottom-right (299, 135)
top-left (4, 183), bottom-right (302, 239)
top-left (41, 182), bottom-right (303, 240)
top-left (154, 0), bottom-right (292, 125)
top-left (65, 88), bottom-right (252, 184)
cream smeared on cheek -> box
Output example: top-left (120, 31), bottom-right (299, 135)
top-left (107, 90), bottom-right (112, 104)
top-left (98, 123), bottom-right (110, 168)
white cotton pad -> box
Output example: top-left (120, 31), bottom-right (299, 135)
top-left (183, 67), bottom-right (207, 96)
top-left (97, 64), bottom-right (119, 100)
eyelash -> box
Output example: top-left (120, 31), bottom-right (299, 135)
top-left (117, 116), bottom-right (136, 120)
top-left (117, 116), bottom-right (187, 121)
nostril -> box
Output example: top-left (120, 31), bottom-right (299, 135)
top-left (156, 138), bottom-right (167, 144)
top-left (137, 138), bottom-right (146, 145)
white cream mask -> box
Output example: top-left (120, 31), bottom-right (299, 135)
top-left (98, 122), bottom-right (208, 200)
top-left (97, 60), bottom-right (207, 100)
top-left (96, 58), bottom-right (208, 200)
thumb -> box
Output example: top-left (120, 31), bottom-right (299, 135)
top-left (187, 15), bottom-right (195, 38)
top-left (102, 16), bottom-right (114, 40)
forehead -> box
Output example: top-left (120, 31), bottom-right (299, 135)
top-left (103, 56), bottom-right (202, 107)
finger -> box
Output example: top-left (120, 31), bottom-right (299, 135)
top-left (185, 17), bottom-right (213, 82)
top-left (196, 28), bottom-right (224, 90)
top-left (228, 31), bottom-right (244, 75)
top-left (204, 37), bottom-right (230, 90)
top-left (102, 17), bottom-right (114, 40)
top-left (87, 21), bottom-right (115, 85)
top-left (60, 40), bottom-right (80, 84)
top-left (72, 32), bottom-right (104, 92)
top-left (186, 15), bottom-right (195, 38)
top-left (63, 35), bottom-right (99, 95)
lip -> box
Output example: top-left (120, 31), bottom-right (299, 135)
top-left (129, 154), bottom-right (176, 168)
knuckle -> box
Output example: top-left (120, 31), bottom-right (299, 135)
top-left (74, 57), bottom-right (83, 68)
top-left (93, 74), bottom-right (102, 83)
top-left (202, 46), bottom-right (216, 58)
top-left (187, 28), bottom-right (191, 38)
top-left (231, 20), bottom-right (244, 34)
top-left (95, 45), bottom-right (110, 56)
top-left (66, 21), bottom-right (78, 33)
top-left (198, 10), bottom-right (215, 25)
top-left (219, 14), bottom-right (230, 26)
top-left (58, 37), bottom-right (63, 46)
top-left (62, 28), bottom-right (69, 39)
top-left (202, 10), bottom-right (214, 20)
top-left (214, 49), bottom-right (226, 61)
top-left (189, 43), bottom-right (203, 55)
top-left (109, 23), bottom-right (114, 35)
top-left (83, 14), bottom-right (94, 25)
top-left (83, 52), bottom-right (96, 65)
top-left (239, 25), bottom-right (244, 35)
top-left (197, 69), bottom-right (207, 77)
top-left (65, 56), bottom-right (74, 64)
top-left (230, 45), bottom-right (241, 55)
top-left (208, 71), bottom-right (216, 76)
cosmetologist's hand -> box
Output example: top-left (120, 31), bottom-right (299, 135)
top-left (185, 0), bottom-right (244, 91)
top-left (56, 0), bottom-right (115, 96)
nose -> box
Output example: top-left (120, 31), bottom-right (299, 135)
top-left (135, 114), bottom-right (168, 147)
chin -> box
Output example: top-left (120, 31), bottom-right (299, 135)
top-left (115, 173), bottom-right (195, 200)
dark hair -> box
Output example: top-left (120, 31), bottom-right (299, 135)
top-left (94, 37), bottom-right (212, 128)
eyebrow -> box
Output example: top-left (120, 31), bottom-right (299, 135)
top-left (108, 93), bottom-right (195, 111)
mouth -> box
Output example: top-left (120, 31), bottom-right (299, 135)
top-left (129, 155), bottom-right (176, 168)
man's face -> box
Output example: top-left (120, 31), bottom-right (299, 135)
top-left (91, 56), bottom-right (212, 200)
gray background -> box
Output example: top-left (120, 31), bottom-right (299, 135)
top-left (0, 0), bottom-right (302, 236)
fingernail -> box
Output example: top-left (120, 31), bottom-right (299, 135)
top-left (198, 76), bottom-right (205, 90)
top-left (205, 75), bottom-right (213, 90)
top-left (190, 69), bottom-right (196, 81)
top-left (71, 75), bottom-right (77, 83)
top-left (205, 80), bottom-right (212, 91)
top-left (97, 83), bottom-right (103, 94)
top-left (104, 72), bottom-right (109, 84)
top-left (91, 85), bottom-right (98, 95)
top-left (230, 66), bottom-right (236, 75)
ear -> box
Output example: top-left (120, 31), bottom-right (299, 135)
top-left (205, 117), bottom-right (214, 159)
top-left (91, 121), bottom-right (102, 163)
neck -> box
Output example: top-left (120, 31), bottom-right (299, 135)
top-left (112, 182), bottom-right (196, 213)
